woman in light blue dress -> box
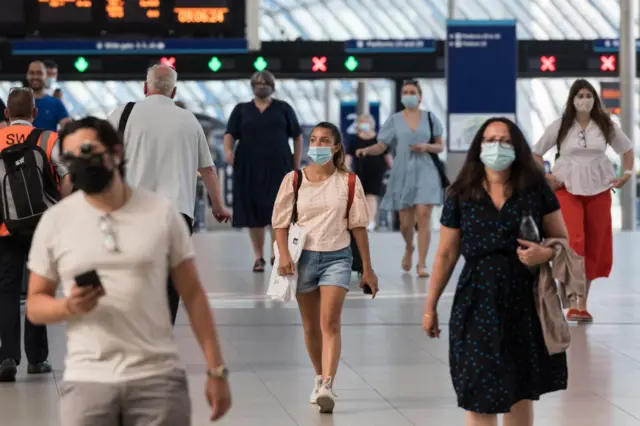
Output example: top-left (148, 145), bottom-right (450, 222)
top-left (356, 80), bottom-right (445, 277)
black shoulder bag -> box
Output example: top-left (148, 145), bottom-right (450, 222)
top-left (427, 111), bottom-right (450, 188)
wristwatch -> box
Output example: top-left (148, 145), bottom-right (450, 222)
top-left (207, 365), bottom-right (230, 380)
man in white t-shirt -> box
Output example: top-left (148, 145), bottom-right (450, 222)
top-left (26, 117), bottom-right (231, 425)
top-left (107, 64), bottom-right (231, 325)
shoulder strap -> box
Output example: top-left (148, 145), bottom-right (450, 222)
top-left (118, 102), bottom-right (136, 136)
top-left (427, 111), bottom-right (435, 144)
top-left (26, 128), bottom-right (43, 148)
top-left (291, 169), bottom-right (303, 224)
top-left (346, 172), bottom-right (356, 219)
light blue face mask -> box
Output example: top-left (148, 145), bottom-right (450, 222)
top-left (308, 146), bottom-right (333, 166)
top-left (401, 95), bottom-right (420, 109)
top-left (359, 123), bottom-right (371, 132)
top-left (479, 141), bottom-right (516, 172)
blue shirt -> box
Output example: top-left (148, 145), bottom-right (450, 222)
top-left (34, 95), bottom-right (69, 131)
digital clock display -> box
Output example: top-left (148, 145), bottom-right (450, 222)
top-left (173, 0), bottom-right (229, 24)
top-left (39, 0), bottom-right (93, 23)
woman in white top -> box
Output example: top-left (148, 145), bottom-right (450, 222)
top-left (532, 79), bottom-right (634, 322)
top-left (272, 122), bottom-right (378, 414)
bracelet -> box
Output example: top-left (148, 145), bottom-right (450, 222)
top-left (624, 170), bottom-right (633, 176)
top-left (424, 313), bottom-right (434, 318)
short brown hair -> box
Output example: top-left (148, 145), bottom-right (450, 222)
top-left (7, 87), bottom-right (35, 120)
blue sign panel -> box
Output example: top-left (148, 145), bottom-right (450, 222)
top-left (593, 39), bottom-right (640, 53)
top-left (339, 101), bottom-right (381, 151)
top-left (345, 39), bottom-right (436, 53)
top-left (446, 20), bottom-right (517, 152)
top-left (12, 38), bottom-right (248, 55)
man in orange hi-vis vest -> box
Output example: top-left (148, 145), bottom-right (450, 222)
top-left (0, 87), bottom-right (71, 382)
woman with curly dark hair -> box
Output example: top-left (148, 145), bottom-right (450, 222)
top-left (423, 117), bottom-right (569, 426)
top-left (532, 79), bottom-right (634, 322)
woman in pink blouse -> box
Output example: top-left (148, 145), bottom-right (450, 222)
top-left (533, 79), bottom-right (634, 322)
top-left (272, 122), bottom-right (378, 414)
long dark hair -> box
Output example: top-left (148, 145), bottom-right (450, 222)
top-left (556, 79), bottom-right (613, 148)
top-left (59, 117), bottom-right (126, 177)
top-left (313, 121), bottom-right (349, 173)
top-left (448, 117), bottom-right (545, 201)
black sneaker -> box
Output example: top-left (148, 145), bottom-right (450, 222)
top-left (27, 362), bottom-right (52, 375)
top-left (0, 359), bottom-right (18, 382)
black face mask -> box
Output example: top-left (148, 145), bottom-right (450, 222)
top-left (253, 85), bottom-right (273, 99)
top-left (69, 153), bottom-right (115, 194)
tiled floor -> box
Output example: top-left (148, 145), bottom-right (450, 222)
top-left (3, 231), bottom-right (640, 425)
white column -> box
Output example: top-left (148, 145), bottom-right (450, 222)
top-left (448, 0), bottom-right (456, 18)
top-left (324, 80), bottom-right (332, 121)
top-left (245, 0), bottom-right (261, 51)
top-left (356, 82), bottom-right (369, 115)
top-left (619, 0), bottom-right (636, 230)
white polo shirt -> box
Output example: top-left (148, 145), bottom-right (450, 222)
top-left (533, 118), bottom-right (632, 196)
top-left (107, 95), bottom-right (214, 218)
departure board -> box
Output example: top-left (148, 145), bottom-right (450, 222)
top-left (39, 0), bottom-right (93, 23)
top-left (173, 0), bottom-right (230, 24)
top-left (106, 0), bottom-right (161, 23)
top-left (0, 0), bottom-right (24, 23)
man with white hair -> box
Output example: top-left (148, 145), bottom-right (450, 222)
top-left (108, 64), bottom-right (231, 325)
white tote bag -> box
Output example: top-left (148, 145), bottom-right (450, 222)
top-left (267, 223), bottom-right (307, 302)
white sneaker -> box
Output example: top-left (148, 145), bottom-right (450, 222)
top-left (316, 378), bottom-right (336, 414)
top-left (366, 221), bottom-right (376, 232)
top-left (309, 375), bottom-right (322, 404)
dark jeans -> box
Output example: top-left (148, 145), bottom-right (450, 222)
top-left (0, 236), bottom-right (48, 365)
top-left (168, 214), bottom-right (194, 326)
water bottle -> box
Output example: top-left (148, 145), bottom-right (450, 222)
top-left (518, 209), bottom-right (540, 245)
top-left (519, 210), bottom-right (540, 272)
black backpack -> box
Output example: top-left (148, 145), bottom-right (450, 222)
top-left (0, 128), bottom-right (60, 236)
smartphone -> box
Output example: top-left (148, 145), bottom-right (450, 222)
top-left (74, 270), bottom-right (103, 289)
top-left (363, 284), bottom-right (372, 295)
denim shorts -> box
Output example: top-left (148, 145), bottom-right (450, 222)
top-left (297, 246), bottom-right (353, 294)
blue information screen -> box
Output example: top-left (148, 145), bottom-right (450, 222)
top-left (446, 20), bottom-right (517, 152)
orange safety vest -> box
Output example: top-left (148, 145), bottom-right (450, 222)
top-left (0, 124), bottom-right (59, 237)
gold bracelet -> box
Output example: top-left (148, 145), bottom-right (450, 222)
top-left (424, 313), bottom-right (434, 318)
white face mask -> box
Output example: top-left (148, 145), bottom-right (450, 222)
top-left (573, 97), bottom-right (594, 113)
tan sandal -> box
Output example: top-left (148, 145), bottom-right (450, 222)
top-left (401, 246), bottom-right (414, 272)
top-left (417, 265), bottom-right (430, 278)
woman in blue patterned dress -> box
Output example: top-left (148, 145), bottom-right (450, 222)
top-left (356, 80), bottom-right (444, 277)
top-left (422, 117), bottom-right (569, 425)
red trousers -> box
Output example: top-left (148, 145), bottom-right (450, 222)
top-left (555, 188), bottom-right (612, 280)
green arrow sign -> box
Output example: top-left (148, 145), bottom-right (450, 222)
top-left (345, 56), bottom-right (359, 72)
top-left (74, 57), bottom-right (89, 73)
top-left (208, 57), bottom-right (222, 72)
top-left (253, 56), bottom-right (268, 72)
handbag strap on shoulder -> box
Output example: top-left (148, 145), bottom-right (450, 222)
top-left (291, 169), bottom-right (303, 224)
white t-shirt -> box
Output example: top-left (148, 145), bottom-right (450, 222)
top-left (533, 119), bottom-right (633, 196)
top-left (27, 189), bottom-right (195, 383)
top-left (107, 95), bottom-right (215, 218)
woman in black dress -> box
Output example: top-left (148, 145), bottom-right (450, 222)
top-left (345, 114), bottom-right (392, 230)
top-left (224, 71), bottom-right (303, 272)
top-left (422, 118), bottom-right (569, 425)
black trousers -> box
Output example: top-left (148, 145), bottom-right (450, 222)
top-left (168, 214), bottom-right (194, 326)
top-left (0, 236), bottom-right (48, 365)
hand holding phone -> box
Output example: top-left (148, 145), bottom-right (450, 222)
top-left (67, 270), bottom-right (105, 316)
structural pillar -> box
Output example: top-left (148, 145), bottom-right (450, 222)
top-left (246, 0), bottom-right (261, 51)
top-left (356, 82), bottom-right (369, 115)
top-left (619, 0), bottom-right (636, 230)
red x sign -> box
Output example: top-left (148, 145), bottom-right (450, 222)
top-left (540, 56), bottom-right (556, 72)
top-left (160, 56), bottom-right (176, 69)
top-left (312, 56), bottom-right (327, 73)
top-left (600, 55), bottom-right (616, 72)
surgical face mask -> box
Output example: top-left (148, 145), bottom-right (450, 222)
top-left (69, 153), bottom-right (115, 194)
top-left (479, 141), bottom-right (516, 172)
top-left (401, 95), bottom-right (420, 109)
top-left (45, 77), bottom-right (57, 90)
top-left (308, 146), bottom-right (333, 166)
top-left (573, 96), bottom-right (594, 113)
top-left (253, 85), bottom-right (273, 99)
top-left (359, 123), bottom-right (371, 132)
